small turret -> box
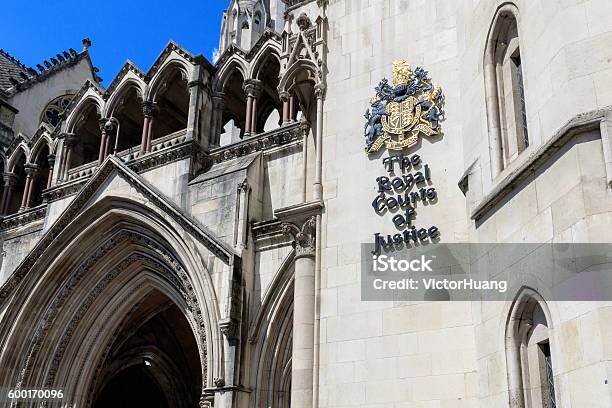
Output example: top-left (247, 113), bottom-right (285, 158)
top-left (219, 0), bottom-right (272, 54)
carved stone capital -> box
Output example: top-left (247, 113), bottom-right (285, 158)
top-left (3, 172), bottom-right (18, 186)
top-left (24, 164), bottom-right (39, 177)
top-left (243, 79), bottom-right (263, 98)
top-left (47, 154), bottom-right (56, 166)
top-left (212, 93), bottom-right (226, 110)
top-left (296, 13), bottom-right (312, 31)
top-left (63, 133), bottom-right (77, 147)
top-left (299, 120), bottom-right (311, 135)
top-left (142, 101), bottom-right (158, 118)
top-left (237, 179), bottom-right (250, 193)
top-left (279, 91), bottom-right (290, 102)
top-left (314, 83), bottom-right (326, 100)
top-left (199, 395), bottom-right (214, 408)
top-left (219, 317), bottom-right (240, 341)
top-left (282, 216), bottom-right (316, 257)
top-left (188, 79), bottom-right (206, 89)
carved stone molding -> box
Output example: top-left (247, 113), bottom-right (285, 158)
top-left (208, 122), bottom-right (302, 165)
top-left (0, 154), bottom-right (235, 307)
top-left (243, 79), bottom-right (263, 98)
top-left (141, 101), bottom-right (158, 118)
top-left (281, 216), bottom-right (316, 257)
top-left (219, 317), bottom-right (240, 341)
top-left (296, 13), bottom-right (311, 31)
top-left (13, 230), bottom-right (208, 393)
top-left (0, 204), bottom-right (46, 232)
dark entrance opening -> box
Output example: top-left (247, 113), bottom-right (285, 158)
top-left (94, 365), bottom-right (169, 408)
top-left (92, 290), bottom-right (202, 408)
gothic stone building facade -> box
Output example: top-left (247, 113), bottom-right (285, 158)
top-left (0, 0), bottom-right (611, 407)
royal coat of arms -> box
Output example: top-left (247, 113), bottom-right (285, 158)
top-left (364, 60), bottom-right (445, 154)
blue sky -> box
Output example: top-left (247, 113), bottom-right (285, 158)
top-left (0, 0), bottom-right (228, 85)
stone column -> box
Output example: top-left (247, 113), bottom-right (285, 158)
top-left (141, 102), bottom-right (157, 153)
top-left (313, 84), bottom-right (326, 201)
top-left (251, 94), bottom-right (258, 134)
top-left (235, 180), bottom-right (250, 251)
top-left (282, 217), bottom-right (317, 408)
top-left (23, 164), bottom-right (39, 209)
top-left (211, 93), bottom-right (226, 146)
top-left (506, 318), bottom-right (527, 408)
top-left (244, 95), bottom-right (253, 134)
top-left (0, 173), bottom-right (17, 215)
top-left (61, 134), bottom-right (77, 181)
top-left (98, 119), bottom-right (108, 163)
top-left (186, 65), bottom-right (205, 144)
top-left (484, 54), bottom-right (504, 178)
top-left (20, 172), bottom-right (31, 210)
top-left (290, 94), bottom-right (296, 122)
top-left (243, 79), bottom-right (262, 136)
top-left (46, 154), bottom-right (55, 189)
top-left (146, 111), bottom-right (156, 153)
top-left (280, 91), bottom-right (290, 125)
top-left (300, 121), bottom-right (311, 202)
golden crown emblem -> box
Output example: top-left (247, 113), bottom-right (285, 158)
top-left (391, 60), bottom-right (412, 86)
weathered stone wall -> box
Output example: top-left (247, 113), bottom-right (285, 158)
top-left (318, 0), bottom-right (476, 406)
top-left (0, 225), bottom-right (43, 286)
top-left (9, 59), bottom-right (95, 138)
top-left (317, 0), bottom-right (612, 407)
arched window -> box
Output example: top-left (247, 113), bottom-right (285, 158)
top-left (150, 66), bottom-right (189, 140)
top-left (41, 94), bottom-right (74, 127)
top-left (70, 101), bottom-right (103, 169)
top-left (30, 143), bottom-right (51, 207)
top-left (5, 149), bottom-right (26, 214)
top-left (254, 53), bottom-right (282, 134)
top-left (506, 289), bottom-right (557, 408)
top-left (219, 68), bottom-right (246, 141)
top-left (485, 4), bottom-right (528, 175)
top-left (254, 11), bottom-right (262, 32)
top-left (108, 86), bottom-right (144, 152)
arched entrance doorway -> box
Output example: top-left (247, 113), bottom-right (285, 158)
top-left (0, 195), bottom-right (226, 408)
top-left (92, 290), bottom-right (202, 408)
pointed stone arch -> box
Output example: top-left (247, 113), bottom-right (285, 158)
top-left (29, 133), bottom-right (53, 164)
top-left (103, 77), bottom-right (146, 118)
top-left (147, 59), bottom-right (191, 103)
top-left (104, 78), bottom-right (146, 152)
top-left (504, 286), bottom-right (557, 408)
top-left (214, 54), bottom-right (249, 94)
top-left (249, 250), bottom-right (295, 408)
top-left (6, 142), bottom-right (29, 173)
top-left (249, 40), bottom-right (282, 81)
top-left (0, 195), bottom-right (225, 406)
top-left (146, 60), bottom-right (191, 140)
top-left (65, 94), bottom-right (104, 134)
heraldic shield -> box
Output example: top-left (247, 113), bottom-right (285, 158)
top-left (364, 60), bottom-right (445, 154)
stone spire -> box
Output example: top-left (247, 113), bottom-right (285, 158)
top-left (219, 0), bottom-right (285, 54)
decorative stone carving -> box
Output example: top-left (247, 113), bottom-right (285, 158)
top-left (208, 122), bottom-right (302, 165)
top-left (219, 318), bottom-right (240, 341)
top-left (296, 13), bottom-right (311, 31)
top-left (0, 205), bottom-right (46, 231)
top-left (243, 79), bottom-right (263, 99)
top-left (281, 216), bottom-right (316, 257)
top-left (142, 101), bottom-right (158, 118)
top-left (12, 230), bottom-right (209, 394)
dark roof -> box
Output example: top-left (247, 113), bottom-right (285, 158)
top-left (0, 49), bottom-right (30, 92)
top-left (0, 42), bottom-right (98, 96)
